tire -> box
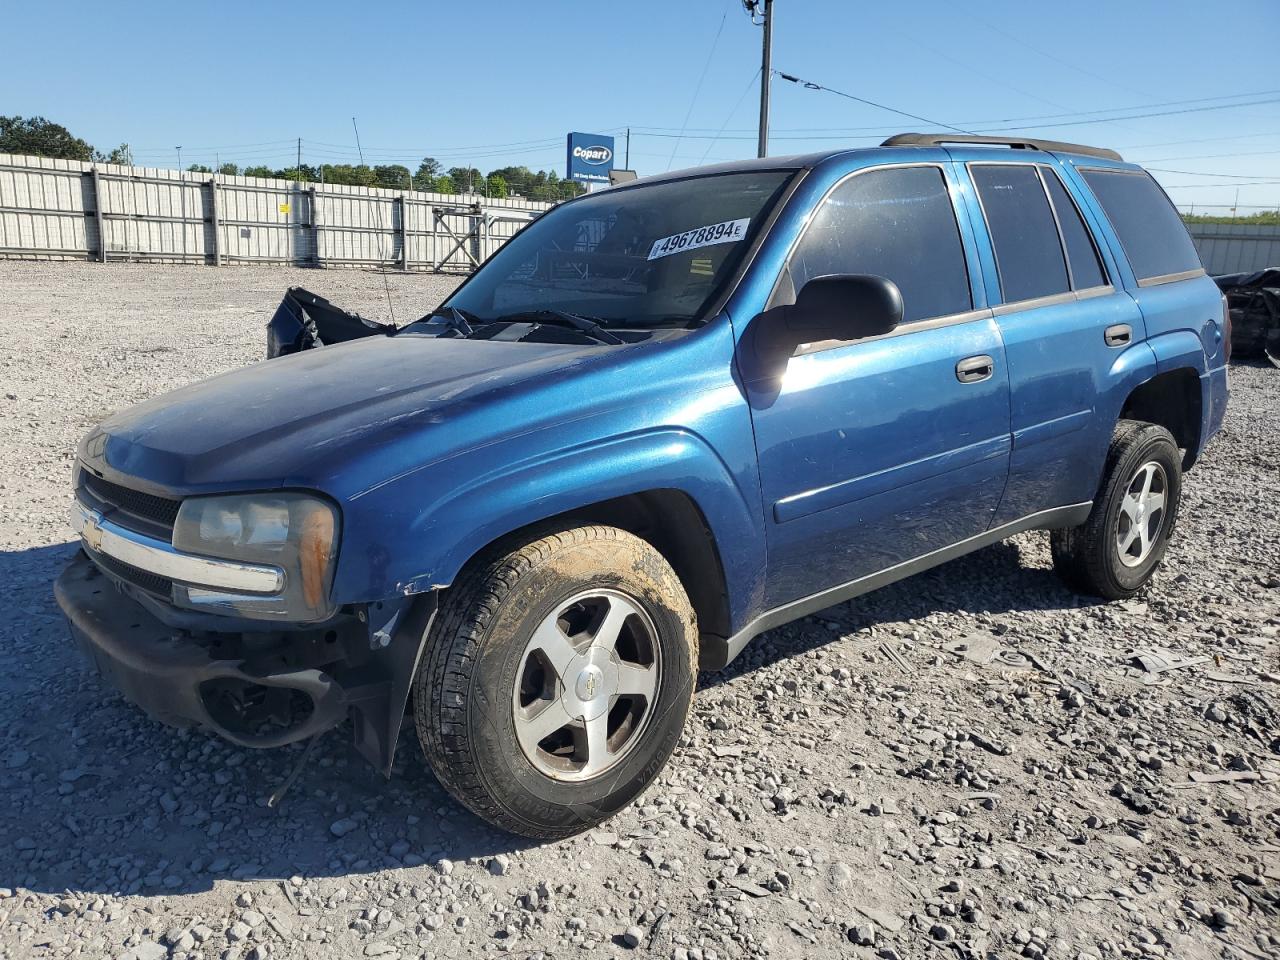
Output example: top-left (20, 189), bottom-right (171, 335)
top-left (1050, 419), bottom-right (1182, 600)
top-left (413, 525), bottom-right (698, 839)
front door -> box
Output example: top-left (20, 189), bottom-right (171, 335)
top-left (740, 163), bottom-right (1012, 609)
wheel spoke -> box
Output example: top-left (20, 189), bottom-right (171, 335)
top-left (1120, 493), bottom-right (1141, 522)
top-left (1120, 523), bottom-right (1140, 553)
top-left (1136, 521), bottom-right (1152, 560)
top-left (1139, 463), bottom-right (1156, 498)
top-left (615, 661), bottom-right (658, 700)
top-left (528, 617), bottom-right (580, 678)
top-left (591, 594), bottom-right (636, 653)
top-left (515, 699), bottom-right (572, 757)
top-left (578, 713), bottom-right (611, 778)
top-left (1143, 490), bottom-right (1165, 515)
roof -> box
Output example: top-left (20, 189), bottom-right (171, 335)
top-left (638, 133), bottom-right (1125, 186)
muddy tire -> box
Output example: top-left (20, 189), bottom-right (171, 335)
top-left (1050, 419), bottom-right (1182, 600)
top-left (413, 525), bottom-right (698, 839)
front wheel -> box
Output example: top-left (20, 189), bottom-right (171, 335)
top-left (1050, 419), bottom-right (1183, 600)
top-left (414, 525), bottom-right (698, 839)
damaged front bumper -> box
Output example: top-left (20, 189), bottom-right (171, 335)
top-left (55, 550), bottom-right (436, 772)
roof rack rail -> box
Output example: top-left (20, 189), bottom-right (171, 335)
top-left (881, 133), bottom-right (1122, 162)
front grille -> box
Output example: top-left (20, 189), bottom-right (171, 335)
top-left (80, 471), bottom-right (181, 538)
top-left (91, 550), bottom-right (174, 598)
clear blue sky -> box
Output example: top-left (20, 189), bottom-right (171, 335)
top-left (4, 0), bottom-right (1277, 212)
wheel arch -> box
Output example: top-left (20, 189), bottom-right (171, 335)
top-left (444, 488), bottom-right (733, 652)
top-left (1118, 366), bottom-right (1203, 470)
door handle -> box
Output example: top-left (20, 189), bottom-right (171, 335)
top-left (1104, 323), bottom-right (1132, 347)
top-left (955, 355), bottom-right (994, 384)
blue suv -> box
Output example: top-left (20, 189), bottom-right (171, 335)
top-left (57, 134), bottom-right (1230, 837)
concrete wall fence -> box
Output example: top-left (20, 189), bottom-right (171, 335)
top-left (5, 152), bottom-right (1278, 277)
top-left (1187, 222), bottom-right (1280, 276)
top-left (0, 152), bottom-right (553, 271)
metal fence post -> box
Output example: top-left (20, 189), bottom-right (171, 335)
top-left (309, 186), bottom-right (319, 266)
top-left (209, 176), bottom-right (221, 266)
top-left (399, 195), bottom-right (409, 271)
top-left (90, 167), bottom-right (106, 263)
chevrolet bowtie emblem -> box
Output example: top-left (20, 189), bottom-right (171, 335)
top-left (83, 513), bottom-right (104, 552)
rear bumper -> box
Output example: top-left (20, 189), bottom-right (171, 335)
top-left (55, 550), bottom-right (437, 769)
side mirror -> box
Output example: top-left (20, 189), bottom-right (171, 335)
top-left (788, 274), bottom-right (903, 344)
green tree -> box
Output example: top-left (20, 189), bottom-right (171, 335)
top-left (374, 164), bottom-right (412, 190)
top-left (318, 164), bottom-right (376, 187)
top-left (243, 165), bottom-right (275, 179)
top-left (187, 163), bottom-right (213, 174)
top-left (447, 166), bottom-right (482, 193)
top-left (412, 156), bottom-right (442, 191)
top-left (275, 164), bottom-right (318, 183)
top-left (433, 174), bottom-right (456, 195)
top-left (486, 174), bottom-right (509, 198)
top-left (0, 115), bottom-right (94, 161)
top-left (100, 143), bottom-right (133, 165)
top-left (217, 162), bottom-right (240, 176)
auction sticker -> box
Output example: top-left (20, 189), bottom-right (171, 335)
top-left (647, 218), bottom-right (749, 261)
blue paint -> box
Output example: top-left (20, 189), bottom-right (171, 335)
top-left (76, 143), bottom-right (1229, 653)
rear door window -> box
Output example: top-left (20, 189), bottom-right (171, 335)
top-left (971, 164), bottom-right (1069, 303)
top-left (1081, 169), bottom-right (1202, 281)
top-left (1043, 170), bottom-right (1107, 290)
top-left (787, 165), bottom-right (972, 323)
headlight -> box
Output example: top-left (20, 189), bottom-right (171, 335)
top-left (171, 492), bottom-right (340, 621)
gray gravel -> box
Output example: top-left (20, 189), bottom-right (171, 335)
top-left (1, 260), bottom-right (1277, 960)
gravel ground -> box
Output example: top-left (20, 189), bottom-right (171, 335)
top-left (1, 260), bottom-right (1277, 960)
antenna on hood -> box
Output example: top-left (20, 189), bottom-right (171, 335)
top-left (352, 117), bottom-right (397, 326)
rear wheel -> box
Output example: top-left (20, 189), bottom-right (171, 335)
top-left (1050, 419), bottom-right (1182, 600)
top-left (414, 525), bottom-right (697, 839)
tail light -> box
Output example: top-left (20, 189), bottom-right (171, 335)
top-left (1221, 293), bottom-right (1232, 363)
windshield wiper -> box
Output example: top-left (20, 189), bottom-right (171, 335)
top-left (409, 305), bottom-right (483, 338)
top-left (491, 309), bottom-right (625, 345)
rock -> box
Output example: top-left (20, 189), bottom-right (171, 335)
top-left (622, 925), bottom-right (644, 948)
top-left (848, 922), bottom-right (876, 946)
top-left (930, 923), bottom-right (955, 942)
top-left (488, 854), bottom-right (511, 876)
top-left (330, 819), bottom-right (359, 838)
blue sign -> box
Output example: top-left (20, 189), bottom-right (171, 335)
top-left (566, 132), bottom-right (615, 185)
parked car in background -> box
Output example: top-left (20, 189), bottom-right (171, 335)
top-left (57, 134), bottom-right (1229, 838)
top-left (1214, 267), bottom-right (1280, 367)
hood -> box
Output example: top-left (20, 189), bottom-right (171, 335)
top-left (83, 333), bottom-right (609, 493)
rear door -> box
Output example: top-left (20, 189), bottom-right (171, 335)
top-left (741, 162), bottom-right (1012, 609)
top-left (953, 155), bottom-right (1144, 523)
top-left (1071, 166), bottom-right (1229, 441)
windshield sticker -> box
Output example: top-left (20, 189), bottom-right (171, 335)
top-left (647, 218), bottom-right (750, 261)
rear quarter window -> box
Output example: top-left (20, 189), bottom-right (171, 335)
top-left (1081, 169), bottom-right (1203, 282)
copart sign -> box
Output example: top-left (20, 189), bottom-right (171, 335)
top-left (566, 132), bottom-right (616, 185)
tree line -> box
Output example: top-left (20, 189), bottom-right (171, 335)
top-left (1, 115), bottom-right (587, 201)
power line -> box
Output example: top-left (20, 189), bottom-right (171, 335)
top-left (1148, 167), bottom-right (1280, 181)
top-left (976, 97), bottom-right (1280, 133)
top-left (697, 68), bottom-right (764, 166)
top-left (776, 70), bottom-right (974, 135)
top-left (666, 1), bottom-right (731, 170)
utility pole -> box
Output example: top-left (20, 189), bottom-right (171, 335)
top-left (625, 127), bottom-right (631, 169)
top-left (745, 0), bottom-right (773, 158)
top-left (297, 137), bottom-right (302, 173)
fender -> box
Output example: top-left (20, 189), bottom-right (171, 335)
top-left (332, 427), bottom-right (766, 628)
top-left (1100, 341), bottom-right (1159, 423)
top-left (1146, 329), bottom-right (1207, 377)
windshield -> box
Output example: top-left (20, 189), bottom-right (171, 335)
top-left (445, 170), bottom-right (795, 327)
